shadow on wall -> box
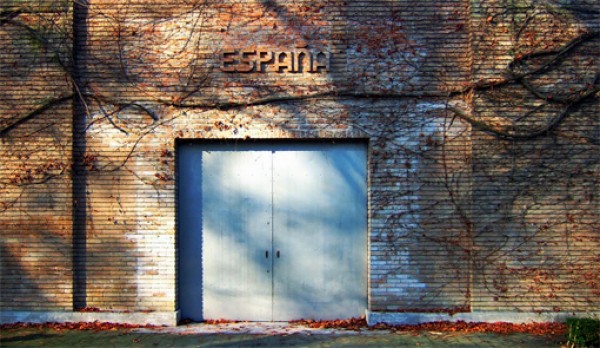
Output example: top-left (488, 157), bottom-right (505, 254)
top-left (2, 0), bottom-right (593, 318)
top-left (0, 221), bottom-right (71, 310)
top-left (72, 0), bottom-right (141, 312)
top-left (469, 1), bottom-right (600, 311)
top-left (471, 109), bottom-right (600, 310)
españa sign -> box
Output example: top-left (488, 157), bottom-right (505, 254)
top-left (220, 48), bottom-right (331, 73)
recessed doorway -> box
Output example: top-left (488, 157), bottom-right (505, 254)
top-left (178, 140), bottom-right (367, 321)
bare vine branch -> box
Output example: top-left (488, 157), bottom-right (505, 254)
top-left (0, 95), bottom-right (74, 136)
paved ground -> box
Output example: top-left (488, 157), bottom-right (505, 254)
top-left (0, 322), bottom-right (566, 347)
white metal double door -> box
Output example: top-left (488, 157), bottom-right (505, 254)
top-left (181, 141), bottom-right (366, 321)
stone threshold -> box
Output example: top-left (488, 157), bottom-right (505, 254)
top-left (3, 310), bottom-right (599, 327)
top-left (0, 310), bottom-right (180, 327)
top-left (366, 310), bottom-right (600, 325)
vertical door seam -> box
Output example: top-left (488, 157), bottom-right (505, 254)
top-left (270, 150), bottom-right (275, 322)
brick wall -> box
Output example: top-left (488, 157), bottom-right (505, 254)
top-left (0, 0), bottom-right (73, 310)
top-left (469, 0), bottom-right (599, 312)
top-left (1, 0), bottom-right (598, 321)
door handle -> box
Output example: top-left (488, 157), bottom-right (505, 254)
top-left (276, 250), bottom-right (280, 258)
top-left (265, 250), bottom-right (269, 259)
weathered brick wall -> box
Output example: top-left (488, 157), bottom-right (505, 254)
top-left (1, 0), bottom-right (598, 319)
top-left (0, 0), bottom-right (73, 310)
top-left (76, 0), bottom-right (473, 313)
top-left (469, 0), bottom-right (599, 312)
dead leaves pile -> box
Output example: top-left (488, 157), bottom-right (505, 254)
top-left (1, 318), bottom-right (567, 336)
top-left (291, 317), bottom-right (368, 330)
top-left (292, 317), bottom-right (566, 336)
top-left (0, 321), bottom-right (159, 331)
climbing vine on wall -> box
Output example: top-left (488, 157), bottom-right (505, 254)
top-left (0, 0), bottom-right (598, 312)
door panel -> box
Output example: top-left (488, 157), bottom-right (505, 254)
top-left (272, 144), bottom-right (367, 321)
top-left (179, 141), bottom-right (367, 322)
top-left (202, 149), bottom-right (273, 321)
